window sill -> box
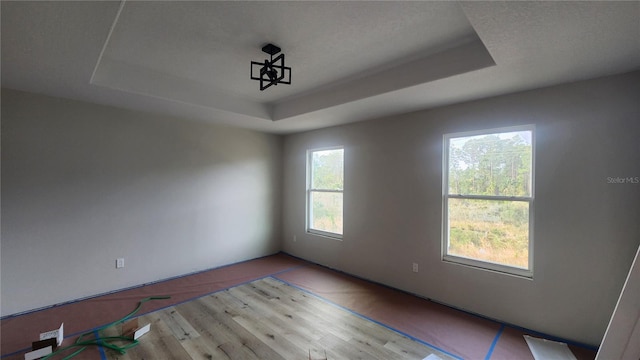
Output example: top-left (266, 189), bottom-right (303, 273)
top-left (307, 229), bottom-right (343, 241)
top-left (442, 255), bottom-right (533, 279)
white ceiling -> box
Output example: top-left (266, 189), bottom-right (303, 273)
top-left (2, 1), bottom-right (639, 134)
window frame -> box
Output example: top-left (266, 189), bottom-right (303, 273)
top-left (306, 146), bottom-right (344, 240)
top-left (442, 125), bottom-right (535, 278)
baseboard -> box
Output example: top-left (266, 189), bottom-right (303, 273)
top-left (279, 251), bottom-right (599, 350)
top-left (1, 252), bottom-right (282, 320)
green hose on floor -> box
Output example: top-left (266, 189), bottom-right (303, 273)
top-left (40, 295), bottom-right (170, 360)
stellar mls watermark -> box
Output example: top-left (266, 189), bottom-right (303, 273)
top-left (607, 176), bottom-right (639, 184)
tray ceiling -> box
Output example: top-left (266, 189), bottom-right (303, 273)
top-left (2, 1), bottom-right (639, 133)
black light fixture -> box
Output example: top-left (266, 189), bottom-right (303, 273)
top-left (250, 43), bottom-right (291, 91)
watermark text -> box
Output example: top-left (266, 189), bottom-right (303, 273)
top-left (607, 176), bottom-right (639, 184)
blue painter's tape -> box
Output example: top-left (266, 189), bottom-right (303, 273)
top-left (484, 324), bottom-right (505, 360)
top-left (1, 329), bottom-right (98, 359)
top-left (96, 330), bottom-right (107, 360)
top-left (504, 323), bottom-right (598, 351)
top-left (272, 276), bottom-right (465, 360)
top-left (1, 252), bottom-right (300, 321)
top-left (1, 265), bottom-right (307, 358)
top-left (0, 348), bottom-right (30, 359)
top-left (278, 253), bottom-right (600, 352)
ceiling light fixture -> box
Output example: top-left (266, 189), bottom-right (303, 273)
top-left (250, 43), bottom-right (291, 91)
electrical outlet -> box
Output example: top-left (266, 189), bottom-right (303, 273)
top-left (116, 258), bottom-right (125, 269)
top-left (293, 234), bottom-right (297, 242)
top-left (412, 263), bottom-right (418, 273)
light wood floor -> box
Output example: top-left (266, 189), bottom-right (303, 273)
top-left (105, 277), bottom-right (455, 360)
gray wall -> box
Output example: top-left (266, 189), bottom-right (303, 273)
top-left (1, 89), bottom-right (282, 316)
top-left (282, 71), bottom-right (640, 346)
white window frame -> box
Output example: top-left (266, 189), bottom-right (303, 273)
top-left (307, 146), bottom-right (344, 239)
top-left (442, 125), bottom-right (535, 278)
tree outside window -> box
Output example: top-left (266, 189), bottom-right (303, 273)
top-left (308, 148), bottom-right (344, 238)
top-left (444, 126), bottom-right (534, 276)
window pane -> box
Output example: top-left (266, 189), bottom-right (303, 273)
top-left (448, 131), bottom-right (532, 197)
top-left (310, 191), bottom-right (343, 234)
top-left (447, 198), bottom-right (529, 269)
top-left (312, 149), bottom-right (344, 190)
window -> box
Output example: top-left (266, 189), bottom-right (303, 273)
top-left (443, 125), bottom-right (534, 277)
top-left (307, 147), bottom-right (344, 239)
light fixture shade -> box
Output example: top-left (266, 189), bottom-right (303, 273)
top-left (251, 43), bottom-right (291, 91)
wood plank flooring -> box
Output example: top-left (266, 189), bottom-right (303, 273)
top-left (105, 277), bottom-right (456, 360)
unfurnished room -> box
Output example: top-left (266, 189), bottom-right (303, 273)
top-left (1, 1), bottom-right (640, 359)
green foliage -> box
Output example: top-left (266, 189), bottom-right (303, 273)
top-left (309, 149), bottom-right (344, 234)
top-left (312, 149), bottom-right (344, 190)
top-left (448, 198), bottom-right (530, 268)
top-left (449, 132), bottom-right (532, 197)
top-left (311, 192), bottom-right (343, 234)
top-left (446, 131), bottom-right (532, 267)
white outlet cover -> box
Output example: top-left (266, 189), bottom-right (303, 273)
top-left (24, 346), bottom-right (53, 360)
top-left (39, 323), bottom-right (63, 346)
top-left (134, 323), bottom-right (151, 340)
